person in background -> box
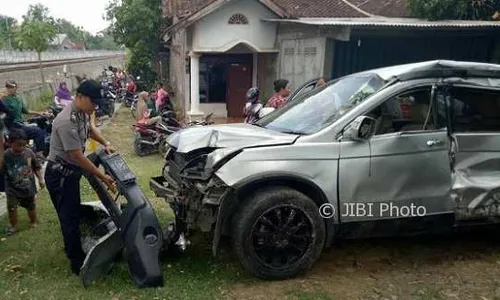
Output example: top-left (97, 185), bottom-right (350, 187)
top-left (155, 82), bottom-right (169, 112)
top-left (105, 66), bottom-right (114, 85)
top-left (0, 112), bottom-right (6, 194)
top-left (316, 77), bottom-right (327, 88)
top-left (3, 80), bottom-right (49, 157)
top-left (243, 87), bottom-right (262, 123)
top-left (266, 79), bottom-right (290, 109)
top-left (147, 89), bottom-right (158, 117)
top-left (127, 76), bottom-right (137, 95)
top-left (135, 91), bottom-right (160, 125)
top-left (117, 69), bottom-right (126, 88)
top-left (1, 129), bottom-right (44, 236)
top-left (54, 82), bottom-right (73, 108)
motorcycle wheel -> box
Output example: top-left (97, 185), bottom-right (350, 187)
top-left (130, 103), bottom-right (136, 119)
top-left (108, 103), bottom-right (115, 118)
top-left (95, 117), bottom-right (103, 127)
top-left (158, 136), bottom-right (169, 156)
top-left (133, 132), bottom-right (149, 157)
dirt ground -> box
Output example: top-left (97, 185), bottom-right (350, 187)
top-left (221, 229), bottom-right (500, 300)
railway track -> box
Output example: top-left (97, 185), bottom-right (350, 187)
top-left (0, 54), bottom-right (124, 73)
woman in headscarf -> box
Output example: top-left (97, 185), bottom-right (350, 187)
top-left (136, 91), bottom-right (160, 125)
top-left (54, 82), bottom-right (73, 107)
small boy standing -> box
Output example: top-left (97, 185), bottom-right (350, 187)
top-left (2, 129), bottom-right (44, 235)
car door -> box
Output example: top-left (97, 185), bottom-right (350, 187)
top-left (446, 84), bottom-right (500, 221)
top-left (338, 84), bottom-right (454, 235)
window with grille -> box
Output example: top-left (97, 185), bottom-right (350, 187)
top-left (284, 47), bottom-right (294, 55)
top-left (304, 47), bottom-right (317, 56)
top-left (228, 14), bottom-right (248, 24)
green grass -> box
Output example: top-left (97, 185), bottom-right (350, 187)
top-left (0, 107), bottom-right (248, 300)
top-left (3, 106), bottom-right (478, 300)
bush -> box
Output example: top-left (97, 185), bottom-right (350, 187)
top-left (27, 89), bottom-right (54, 111)
top-left (39, 89), bottom-right (53, 106)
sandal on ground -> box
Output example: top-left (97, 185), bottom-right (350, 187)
top-left (5, 227), bottom-right (17, 236)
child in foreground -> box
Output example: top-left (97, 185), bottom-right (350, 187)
top-left (2, 129), bottom-right (44, 235)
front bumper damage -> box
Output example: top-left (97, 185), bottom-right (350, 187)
top-left (150, 147), bottom-right (232, 254)
top-left (80, 150), bottom-right (164, 288)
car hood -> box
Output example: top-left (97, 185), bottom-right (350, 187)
top-left (166, 123), bottom-right (298, 153)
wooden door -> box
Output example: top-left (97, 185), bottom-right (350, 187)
top-left (226, 62), bottom-right (253, 118)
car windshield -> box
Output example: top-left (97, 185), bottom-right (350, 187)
top-left (256, 73), bottom-right (387, 135)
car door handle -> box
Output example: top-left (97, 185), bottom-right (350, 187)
top-left (426, 139), bottom-right (443, 147)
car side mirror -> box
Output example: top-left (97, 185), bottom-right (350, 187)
top-left (343, 116), bottom-right (377, 141)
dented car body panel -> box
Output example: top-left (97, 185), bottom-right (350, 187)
top-left (215, 142), bottom-right (340, 208)
top-left (452, 133), bottom-right (500, 220)
top-left (150, 60), bottom-right (500, 253)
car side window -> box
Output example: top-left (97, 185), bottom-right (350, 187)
top-left (294, 82), bottom-right (317, 99)
top-left (449, 87), bottom-right (500, 132)
top-left (366, 87), bottom-right (441, 135)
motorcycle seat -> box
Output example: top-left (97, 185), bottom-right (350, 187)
top-left (134, 122), bottom-right (157, 130)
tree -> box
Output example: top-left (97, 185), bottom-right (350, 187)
top-left (408, 0), bottom-right (500, 20)
top-left (0, 15), bottom-right (16, 49)
top-left (15, 4), bottom-right (57, 88)
top-left (106, 0), bottom-right (170, 89)
top-left (53, 18), bottom-right (120, 50)
top-left (54, 18), bottom-right (86, 42)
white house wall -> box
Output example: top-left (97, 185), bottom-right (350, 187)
top-left (278, 37), bottom-right (325, 90)
top-left (192, 0), bottom-right (278, 52)
top-left (277, 23), bottom-right (350, 88)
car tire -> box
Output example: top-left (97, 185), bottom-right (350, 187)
top-left (231, 186), bottom-right (325, 280)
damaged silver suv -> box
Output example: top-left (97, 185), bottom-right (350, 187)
top-left (150, 60), bottom-right (500, 280)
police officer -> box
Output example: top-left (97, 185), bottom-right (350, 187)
top-left (44, 79), bottom-right (116, 275)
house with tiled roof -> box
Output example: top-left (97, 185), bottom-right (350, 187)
top-left (161, 0), bottom-right (500, 118)
top-left (49, 34), bottom-right (74, 51)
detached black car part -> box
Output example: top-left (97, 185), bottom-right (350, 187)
top-left (80, 149), bottom-right (164, 288)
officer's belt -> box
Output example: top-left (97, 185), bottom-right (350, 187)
top-left (48, 156), bottom-right (82, 177)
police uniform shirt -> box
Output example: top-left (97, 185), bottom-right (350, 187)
top-left (47, 102), bottom-right (90, 166)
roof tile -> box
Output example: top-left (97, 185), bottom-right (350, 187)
top-left (162, 0), bottom-right (410, 19)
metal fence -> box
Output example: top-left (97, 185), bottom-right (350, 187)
top-left (0, 50), bottom-right (125, 64)
top-left (0, 55), bottom-right (125, 110)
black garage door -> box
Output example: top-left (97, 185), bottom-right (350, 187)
top-left (332, 32), bottom-right (498, 78)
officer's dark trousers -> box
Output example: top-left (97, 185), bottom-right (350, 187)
top-left (45, 162), bottom-right (86, 275)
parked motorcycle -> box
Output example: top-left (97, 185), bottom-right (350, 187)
top-left (243, 87), bottom-right (263, 124)
top-left (124, 93), bottom-right (137, 108)
top-left (96, 98), bottom-right (115, 118)
top-left (2, 105), bottom-right (60, 164)
top-left (132, 121), bottom-right (178, 157)
top-left (132, 111), bottom-right (214, 157)
top-left (242, 87), bottom-right (276, 123)
top-left (131, 93), bottom-right (174, 120)
top-left (164, 111), bottom-right (214, 128)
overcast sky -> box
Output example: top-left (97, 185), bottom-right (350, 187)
top-left (7, 0), bottom-right (111, 34)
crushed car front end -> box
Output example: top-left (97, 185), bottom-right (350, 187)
top-left (149, 124), bottom-right (298, 252)
top-left (150, 145), bottom-right (233, 234)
